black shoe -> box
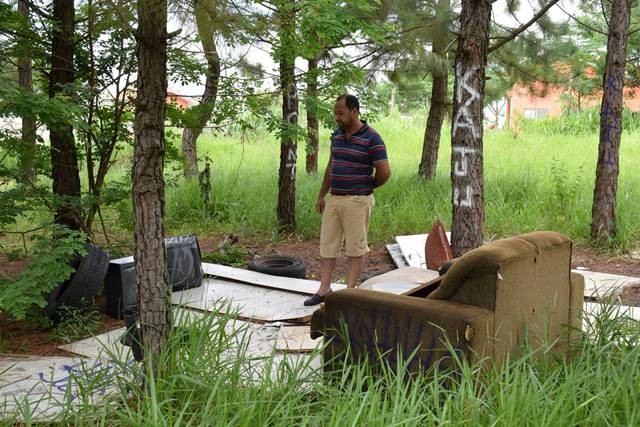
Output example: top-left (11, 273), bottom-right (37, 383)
top-left (304, 290), bottom-right (331, 306)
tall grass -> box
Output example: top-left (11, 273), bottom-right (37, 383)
top-left (4, 303), bottom-right (640, 425)
top-left (158, 110), bottom-right (640, 250)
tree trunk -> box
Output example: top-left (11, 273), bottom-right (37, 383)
top-left (505, 96), bottom-right (511, 129)
top-left (450, 0), bottom-right (492, 257)
top-left (277, 0), bottom-right (298, 230)
top-left (18, 0), bottom-right (36, 183)
top-left (181, 0), bottom-right (221, 179)
top-left (418, 0), bottom-right (450, 180)
top-left (49, 0), bottom-right (82, 231)
top-left (133, 0), bottom-right (170, 372)
top-left (591, 0), bottom-right (631, 243)
top-left (305, 55), bottom-right (319, 175)
top-left (419, 71), bottom-right (448, 179)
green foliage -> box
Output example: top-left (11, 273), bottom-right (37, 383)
top-left (521, 108), bottom-right (640, 135)
top-left (201, 243), bottom-right (251, 268)
top-left (50, 305), bottom-right (102, 344)
top-left (0, 227), bottom-right (86, 320)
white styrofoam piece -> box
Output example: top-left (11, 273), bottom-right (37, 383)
top-left (395, 233), bottom-right (451, 269)
top-left (201, 263), bottom-right (345, 295)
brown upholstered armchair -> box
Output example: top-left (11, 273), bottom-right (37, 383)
top-left (310, 231), bottom-right (584, 372)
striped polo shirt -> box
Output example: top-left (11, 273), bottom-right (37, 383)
top-left (329, 121), bottom-right (388, 195)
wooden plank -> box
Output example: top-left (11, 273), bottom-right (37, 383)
top-left (275, 326), bottom-right (321, 353)
top-left (201, 263), bottom-right (345, 295)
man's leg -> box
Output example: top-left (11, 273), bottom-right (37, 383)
top-left (346, 255), bottom-right (364, 288)
top-left (305, 195), bottom-right (341, 305)
top-left (343, 195), bottom-right (373, 288)
top-left (318, 257), bottom-right (336, 295)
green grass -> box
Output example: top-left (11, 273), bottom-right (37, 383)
top-left (156, 110), bottom-right (640, 251)
top-left (3, 302), bottom-right (640, 425)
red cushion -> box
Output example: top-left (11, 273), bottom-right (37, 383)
top-left (425, 219), bottom-right (453, 270)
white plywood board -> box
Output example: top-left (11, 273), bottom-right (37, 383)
top-left (202, 263), bottom-right (345, 295)
top-left (395, 233), bottom-right (451, 269)
top-left (385, 244), bottom-right (409, 268)
top-left (0, 356), bottom-right (127, 421)
top-left (172, 278), bottom-right (319, 322)
top-left (58, 328), bottom-right (129, 361)
top-left (360, 267), bottom-right (438, 290)
top-left (275, 326), bottom-right (321, 353)
top-left (576, 270), bottom-right (640, 300)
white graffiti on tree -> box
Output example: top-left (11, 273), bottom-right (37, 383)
top-left (452, 64), bottom-right (481, 140)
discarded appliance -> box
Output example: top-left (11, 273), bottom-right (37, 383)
top-left (312, 231), bottom-right (585, 373)
top-left (105, 234), bottom-right (204, 318)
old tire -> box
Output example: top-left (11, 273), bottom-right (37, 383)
top-left (248, 255), bottom-right (307, 279)
top-left (56, 242), bottom-right (109, 308)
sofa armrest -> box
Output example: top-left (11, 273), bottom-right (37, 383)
top-left (569, 272), bottom-right (585, 344)
top-left (314, 289), bottom-right (492, 371)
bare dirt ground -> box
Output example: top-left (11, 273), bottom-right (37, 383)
top-left (2, 237), bottom-right (640, 356)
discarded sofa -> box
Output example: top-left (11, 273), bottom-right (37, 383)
top-left (310, 231), bottom-right (584, 372)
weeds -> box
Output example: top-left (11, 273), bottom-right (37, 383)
top-left (3, 301), bottom-right (640, 424)
top-left (201, 242), bottom-right (251, 268)
top-left (50, 305), bottom-right (102, 344)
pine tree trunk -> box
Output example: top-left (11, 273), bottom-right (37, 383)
top-left (419, 71), bottom-right (448, 179)
top-left (505, 96), bottom-right (511, 129)
top-left (277, 1), bottom-right (298, 229)
top-left (133, 0), bottom-right (170, 371)
top-left (49, 0), bottom-right (82, 231)
top-left (18, 0), bottom-right (36, 183)
top-left (591, 0), bottom-right (631, 243)
top-left (181, 0), bottom-right (221, 179)
top-left (305, 55), bottom-right (319, 175)
top-left (450, 0), bottom-right (491, 257)
top-left (418, 0), bottom-right (450, 180)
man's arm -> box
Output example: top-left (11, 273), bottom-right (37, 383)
top-left (316, 158), bottom-right (332, 213)
top-left (373, 160), bottom-right (391, 188)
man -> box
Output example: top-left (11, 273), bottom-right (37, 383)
top-left (304, 94), bottom-right (391, 306)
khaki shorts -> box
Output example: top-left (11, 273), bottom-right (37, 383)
top-left (320, 194), bottom-right (374, 258)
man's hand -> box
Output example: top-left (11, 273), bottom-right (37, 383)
top-left (316, 197), bottom-right (326, 214)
